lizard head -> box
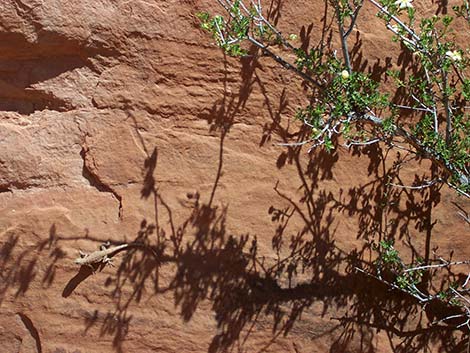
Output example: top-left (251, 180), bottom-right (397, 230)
top-left (74, 257), bottom-right (85, 265)
top-left (73, 250), bottom-right (87, 265)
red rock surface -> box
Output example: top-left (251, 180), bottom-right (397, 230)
top-left (1, 1), bottom-right (469, 352)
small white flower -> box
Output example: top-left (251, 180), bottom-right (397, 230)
top-left (341, 70), bottom-right (350, 79)
top-left (394, 0), bottom-right (413, 9)
top-left (390, 25), bottom-right (399, 32)
top-left (289, 34), bottom-right (298, 41)
top-left (446, 50), bottom-right (462, 62)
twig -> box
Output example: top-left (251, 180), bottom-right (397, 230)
top-left (355, 267), bottom-right (432, 303)
top-left (344, 0), bottom-right (364, 37)
top-left (463, 272), bottom-right (470, 288)
top-left (393, 104), bottom-right (433, 113)
top-left (458, 211), bottom-right (470, 225)
top-left (344, 138), bottom-right (382, 148)
top-left (367, 0), bottom-right (421, 42)
top-left (446, 182), bottom-right (470, 199)
top-left (404, 259), bottom-right (470, 273)
top-left (388, 178), bottom-right (442, 191)
top-left (434, 313), bottom-right (467, 325)
top-left (334, 1), bottom-right (352, 71)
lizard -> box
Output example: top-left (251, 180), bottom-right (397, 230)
top-left (73, 241), bottom-right (152, 270)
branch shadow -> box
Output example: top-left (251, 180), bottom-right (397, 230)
top-left (69, 3), bottom-right (469, 352)
top-left (0, 224), bottom-right (68, 305)
top-left (266, 0), bottom-right (284, 25)
top-left (328, 143), bottom-right (469, 351)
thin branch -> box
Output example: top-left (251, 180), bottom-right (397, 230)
top-left (344, 0), bottom-right (363, 37)
top-left (247, 0), bottom-right (295, 50)
top-left (344, 138), bottom-right (382, 148)
top-left (393, 104), bottom-right (433, 113)
top-left (404, 259), bottom-right (470, 273)
top-left (334, 1), bottom-right (352, 71)
top-left (464, 273), bottom-right (470, 288)
top-left (388, 178), bottom-right (442, 191)
top-left (451, 287), bottom-right (470, 306)
top-left (355, 267), bottom-right (432, 303)
top-left (386, 23), bottom-right (418, 50)
top-left (446, 181), bottom-right (470, 199)
top-left (434, 313), bottom-right (468, 325)
top-left (368, 0), bottom-right (421, 42)
top-left (458, 211), bottom-right (470, 225)
top-left (442, 68), bottom-right (452, 145)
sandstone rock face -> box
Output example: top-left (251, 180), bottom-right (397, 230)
top-left (1, 1), bottom-right (469, 352)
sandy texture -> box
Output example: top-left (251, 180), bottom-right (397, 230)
top-left (1, 0), bottom-right (470, 352)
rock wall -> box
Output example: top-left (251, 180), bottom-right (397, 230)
top-left (1, 1), bottom-right (469, 352)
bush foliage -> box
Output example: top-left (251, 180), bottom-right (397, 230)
top-left (197, 0), bottom-right (470, 332)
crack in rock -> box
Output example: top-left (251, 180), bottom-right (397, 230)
top-left (80, 141), bottom-right (123, 220)
top-left (16, 312), bottom-right (42, 353)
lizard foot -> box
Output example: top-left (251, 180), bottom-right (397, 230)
top-left (103, 257), bottom-right (114, 267)
top-left (100, 241), bottom-right (111, 251)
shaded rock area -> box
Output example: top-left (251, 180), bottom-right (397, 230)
top-left (1, 0), bottom-right (469, 352)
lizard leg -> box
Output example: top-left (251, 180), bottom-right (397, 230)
top-left (79, 250), bottom-right (87, 257)
top-left (100, 241), bottom-right (111, 251)
top-left (103, 256), bottom-right (114, 267)
top-left (86, 263), bottom-right (96, 273)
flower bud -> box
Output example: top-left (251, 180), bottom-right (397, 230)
top-left (289, 34), bottom-right (298, 41)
